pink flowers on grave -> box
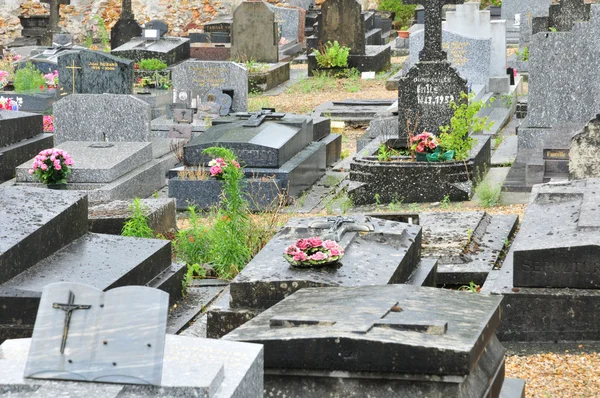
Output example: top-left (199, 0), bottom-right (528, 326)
top-left (208, 157), bottom-right (241, 179)
top-left (410, 131), bottom-right (439, 154)
top-left (0, 96), bottom-right (22, 111)
top-left (43, 70), bottom-right (59, 88)
top-left (283, 237), bottom-right (345, 267)
top-left (43, 115), bottom-right (54, 132)
top-left (29, 148), bottom-right (74, 185)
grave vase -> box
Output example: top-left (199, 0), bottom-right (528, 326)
top-left (415, 151), bottom-right (428, 162)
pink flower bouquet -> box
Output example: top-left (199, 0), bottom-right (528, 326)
top-left (29, 148), bottom-right (74, 185)
top-left (409, 131), bottom-right (439, 154)
top-left (283, 236), bottom-right (345, 268)
top-left (208, 157), bottom-right (240, 179)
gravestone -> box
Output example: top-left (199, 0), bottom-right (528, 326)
top-left (40, 0), bottom-right (69, 46)
top-left (504, 5), bottom-right (600, 191)
top-left (408, 29), bottom-right (491, 88)
top-left (398, 0), bottom-right (467, 139)
top-left (206, 215), bottom-right (436, 337)
top-left (110, 0), bottom-right (142, 50)
top-left (25, 283), bottom-right (168, 385)
top-left (171, 60), bottom-right (248, 113)
top-left (320, 0), bottom-right (364, 55)
top-left (483, 179), bottom-right (600, 342)
top-left (224, 285), bottom-right (525, 397)
top-left (0, 110), bottom-right (53, 182)
top-left (53, 94), bottom-right (151, 143)
top-left (532, 0), bottom-right (591, 34)
top-left (501, 0), bottom-right (552, 21)
top-left (231, 2), bottom-right (279, 63)
top-left (570, 114), bottom-right (600, 180)
top-left (57, 50), bottom-right (134, 96)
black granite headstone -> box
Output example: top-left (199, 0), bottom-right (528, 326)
top-left (57, 49), bottom-right (134, 96)
top-left (398, 0), bottom-right (467, 139)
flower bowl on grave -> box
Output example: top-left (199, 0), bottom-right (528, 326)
top-left (415, 151), bottom-right (428, 162)
top-left (398, 30), bottom-right (410, 39)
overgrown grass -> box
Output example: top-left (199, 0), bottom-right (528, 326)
top-left (121, 198), bottom-right (155, 239)
top-left (475, 180), bottom-right (502, 208)
top-left (248, 95), bottom-right (273, 112)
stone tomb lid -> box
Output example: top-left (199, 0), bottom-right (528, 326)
top-left (112, 36), bottom-right (190, 54)
top-left (229, 215), bottom-right (422, 309)
top-left (224, 284), bottom-right (502, 376)
top-left (24, 282), bottom-right (171, 385)
top-left (512, 179), bottom-right (600, 289)
top-left (183, 114), bottom-right (313, 168)
top-left (15, 141), bottom-right (153, 184)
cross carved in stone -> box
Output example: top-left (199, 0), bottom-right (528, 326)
top-left (270, 301), bottom-right (448, 335)
top-left (308, 216), bottom-right (374, 243)
top-left (52, 290), bottom-right (92, 354)
top-left (404, 0), bottom-right (465, 61)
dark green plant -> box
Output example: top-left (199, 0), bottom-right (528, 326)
top-left (138, 58), bottom-right (168, 71)
top-left (313, 41), bottom-right (350, 69)
top-left (174, 206), bottom-right (211, 266)
top-left (121, 198), bottom-right (155, 238)
top-left (13, 63), bottom-right (46, 93)
top-left (182, 263), bottom-right (207, 296)
top-left (439, 92), bottom-right (493, 161)
top-left (377, 0), bottom-right (416, 29)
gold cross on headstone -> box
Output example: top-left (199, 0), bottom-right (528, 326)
top-left (52, 290), bottom-right (92, 354)
top-left (65, 59), bottom-right (81, 94)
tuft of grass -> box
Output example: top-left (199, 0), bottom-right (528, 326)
top-left (475, 180), bottom-right (502, 208)
top-left (122, 198), bottom-right (155, 239)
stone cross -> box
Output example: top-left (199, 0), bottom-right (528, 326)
top-left (121, 0), bottom-right (133, 20)
top-left (308, 216), bottom-right (374, 242)
top-left (270, 301), bottom-right (448, 335)
top-left (404, 0), bottom-right (465, 61)
top-left (52, 290), bottom-right (92, 354)
top-left (41, 0), bottom-right (70, 46)
top-left (235, 109), bottom-right (285, 127)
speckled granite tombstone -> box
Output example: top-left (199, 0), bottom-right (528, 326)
top-left (501, 0), bottom-right (551, 21)
top-left (532, 0), bottom-right (591, 34)
top-left (171, 60), bottom-right (247, 113)
top-left (504, 5), bottom-right (600, 192)
top-left (57, 49), bottom-right (133, 96)
top-left (206, 215), bottom-right (438, 338)
top-left (268, 5), bottom-right (301, 42)
top-left (53, 94), bottom-right (151, 144)
top-left (13, 141), bottom-right (165, 201)
top-left (408, 29), bottom-right (491, 88)
top-left (0, 110), bottom-right (53, 182)
top-left (484, 179), bottom-right (600, 341)
top-left (569, 114), bottom-right (600, 180)
top-left (399, 0), bottom-right (467, 140)
top-left (224, 285), bottom-right (526, 398)
top-left (0, 283), bottom-right (263, 397)
top-left (231, 2), bottom-right (279, 63)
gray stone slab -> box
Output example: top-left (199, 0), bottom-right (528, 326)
top-left (224, 284), bottom-right (502, 376)
top-left (320, 0), bottom-right (365, 55)
top-left (268, 5), bottom-right (301, 42)
top-left (501, 0), bottom-right (551, 21)
top-left (171, 60), bottom-right (247, 113)
top-left (1, 233), bottom-right (171, 293)
top-left (492, 134), bottom-right (518, 166)
top-left (0, 335), bottom-right (263, 397)
top-left (88, 198), bottom-right (176, 236)
top-left (0, 110), bottom-right (43, 148)
top-left (53, 94), bottom-right (152, 144)
top-left (0, 187), bottom-right (88, 285)
top-left (15, 141), bottom-right (153, 183)
top-left (111, 37), bottom-right (190, 66)
top-left (183, 115), bottom-right (313, 168)
top-left (229, 215), bottom-right (422, 309)
top-left (510, 179), bottom-right (600, 289)
top-left (24, 283), bottom-right (169, 385)
top-left (409, 29), bottom-right (491, 88)
top-left (231, 2), bottom-right (279, 63)
top-left (569, 114), bottom-right (600, 180)
top-left (57, 49), bottom-right (133, 96)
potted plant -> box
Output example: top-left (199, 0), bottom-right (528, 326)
top-left (312, 41), bottom-right (350, 76)
top-left (283, 237), bottom-right (345, 268)
top-left (398, 26), bottom-right (410, 39)
top-left (13, 62), bottom-right (47, 93)
top-left (28, 148), bottom-right (75, 189)
top-left (489, 0), bottom-right (502, 17)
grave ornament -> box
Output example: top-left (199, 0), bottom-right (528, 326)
top-left (24, 282), bottom-right (168, 385)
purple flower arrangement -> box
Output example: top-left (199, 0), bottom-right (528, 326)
top-left (283, 236), bottom-right (345, 268)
